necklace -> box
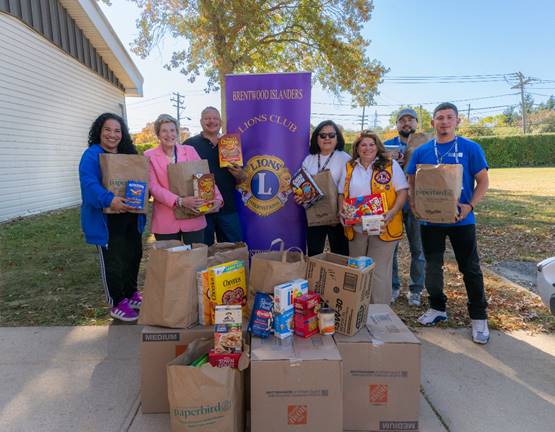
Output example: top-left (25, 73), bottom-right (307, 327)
top-left (434, 137), bottom-right (459, 164)
top-left (317, 150), bottom-right (335, 172)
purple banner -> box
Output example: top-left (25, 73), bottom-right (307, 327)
top-left (225, 72), bottom-right (311, 253)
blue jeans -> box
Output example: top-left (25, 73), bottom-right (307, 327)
top-left (204, 212), bottom-right (243, 246)
top-left (392, 208), bottom-right (425, 294)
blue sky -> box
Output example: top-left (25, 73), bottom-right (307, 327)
top-left (99, 0), bottom-right (555, 133)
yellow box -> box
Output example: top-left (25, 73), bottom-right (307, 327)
top-left (209, 260), bottom-right (247, 319)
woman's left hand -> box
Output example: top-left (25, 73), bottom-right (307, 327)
top-left (206, 200), bottom-right (222, 214)
top-left (382, 210), bottom-right (395, 227)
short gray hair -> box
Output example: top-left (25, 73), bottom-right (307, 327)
top-left (154, 114), bottom-right (179, 136)
top-left (201, 106), bottom-right (220, 118)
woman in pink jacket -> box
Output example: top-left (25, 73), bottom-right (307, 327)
top-left (145, 114), bottom-right (223, 243)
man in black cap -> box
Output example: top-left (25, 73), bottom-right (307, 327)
top-left (384, 108), bottom-right (425, 307)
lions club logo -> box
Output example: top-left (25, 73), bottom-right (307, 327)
top-left (237, 155), bottom-right (292, 216)
top-left (374, 170), bottom-right (391, 185)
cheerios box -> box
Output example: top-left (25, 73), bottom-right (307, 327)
top-left (209, 260), bottom-right (247, 319)
top-left (334, 304), bottom-right (420, 431)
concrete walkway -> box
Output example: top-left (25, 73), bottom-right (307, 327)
top-left (0, 325), bottom-right (553, 432)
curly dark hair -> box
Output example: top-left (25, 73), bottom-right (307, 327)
top-left (87, 113), bottom-right (136, 154)
top-left (350, 130), bottom-right (390, 171)
top-left (309, 120), bottom-right (346, 154)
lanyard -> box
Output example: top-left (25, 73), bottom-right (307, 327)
top-left (317, 150), bottom-right (335, 172)
top-left (434, 137), bottom-right (459, 164)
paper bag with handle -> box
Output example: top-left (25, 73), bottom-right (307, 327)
top-left (306, 170), bottom-right (340, 227)
top-left (167, 160), bottom-right (210, 219)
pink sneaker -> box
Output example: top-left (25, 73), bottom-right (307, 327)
top-left (110, 298), bottom-right (139, 322)
top-left (128, 291), bottom-right (142, 310)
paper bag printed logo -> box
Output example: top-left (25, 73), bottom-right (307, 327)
top-left (236, 155), bottom-right (292, 216)
top-left (288, 405), bottom-right (308, 425)
top-left (369, 384), bottom-right (388, 404)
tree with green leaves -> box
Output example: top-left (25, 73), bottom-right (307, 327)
top-left (116, 0), bottom-right (386, 127)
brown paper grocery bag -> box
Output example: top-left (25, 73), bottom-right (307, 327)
top-left (414, 164), bottom-right (463, 224)
top-left (167, 160), bottom-right (210, 219)
top-left (167, 339), bottom-right (244, 432)
top-left (139, 241), bottom-right (208, 328)
top-left (208, 242), bottom-right (250, 279)
top-left (404, 132), bottom-right (433, 168)
top-left (306, 170), bottom-right (340, 227)
top-left (248, 239), bottom-right (306, 310)
top-left (99, 154), bottom-right (149, 214)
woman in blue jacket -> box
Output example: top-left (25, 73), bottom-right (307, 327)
top-left (79, 113), bottom-right (146, 322)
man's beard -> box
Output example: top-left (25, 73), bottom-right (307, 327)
top-left (399, 128), bottom-right (416, 138)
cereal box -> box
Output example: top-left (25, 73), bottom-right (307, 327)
top-left (273, 279), bottom-right (309, 314)
top-left (214, 305), bottom-right (242, 354)
top-left (196, 269), bottom-right (213, 326)
top-left (208, 350), bottom-right (242, 368)
top-left (274, 308), bottom-right (294, 339)
top-left (290, 168), bottom-right (324, 208)
top-left (192, 173), bottom-right (215, 213)
top-left (209, 260), bottom-right (247, 319)
top-left (343, 193), bottom-right (388, 225)
top-left (218, 133), bottom-right (243, 167)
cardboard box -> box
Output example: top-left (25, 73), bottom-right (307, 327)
top-left (306, 253), bottom-right (374, 336)
top-left (250, 335), bottom-right (343, 432)
top-left (140, 325), bottom-right (213, 413)
top-left (334, 305), bottom-right (421, 431)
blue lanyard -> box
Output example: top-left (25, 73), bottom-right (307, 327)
top-left (434, 137), bottom-right (459, 164)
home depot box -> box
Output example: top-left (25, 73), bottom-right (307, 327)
top-left (334, 304), bottom-right (421, 431)
top-left (250, 335), bottom-right (342, 432)
top-left (140, 325), bottom-right (213, 413)
top-left (306, 253), bottom-right (374, 336)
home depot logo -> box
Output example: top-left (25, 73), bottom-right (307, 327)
top-left (369, 384), bottom-right (388, 405)
top-left (288, 405), bottom-right (308, 425)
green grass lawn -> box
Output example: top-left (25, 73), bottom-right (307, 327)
top-left (1, 167), bottom-right (554, 329)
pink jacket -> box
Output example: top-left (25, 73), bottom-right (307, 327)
top-left (145, 144), bottom-right (223, 234)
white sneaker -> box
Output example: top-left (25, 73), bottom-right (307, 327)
top-left (408, 292), bottom-right (421, 307)
top-left (471, 320), bottom-right (490, 344)
top-left (417, 308), bottom-right (447, 326)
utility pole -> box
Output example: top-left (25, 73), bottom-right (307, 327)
top-left (360, 106), bottom-right (366, 131)
top-left (373, 110), bottom-right (378, 129)
top-left (418, 105), bottom-right (423, 131)
top-left (467, 104), bottom-right (471, 122)
top-left (170, 92), bottom-right (185, 125)
top-left (509, 72), bottom-right (534, 134)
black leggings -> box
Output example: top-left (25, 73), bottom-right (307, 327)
top-left (306, 224), bottom-right (349, 256)
top-left (154, 229), bottom-right (205, 244)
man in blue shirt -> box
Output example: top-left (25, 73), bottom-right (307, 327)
top-left (384, 108), bottom-right (425, 307)
top-left (406, 103), bottom-right (490, 344)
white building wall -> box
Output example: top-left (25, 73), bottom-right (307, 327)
top-left (0, 12), bottom-right (125, 222)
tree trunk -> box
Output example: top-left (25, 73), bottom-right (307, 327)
top-left (220, 73), bottom-right (227, 133)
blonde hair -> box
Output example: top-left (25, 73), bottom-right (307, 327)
top-left (154, 114), bottom-right (179, 137)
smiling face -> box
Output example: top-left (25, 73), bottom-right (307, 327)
top-left (432, 108), bottom-right (460, 141)
top-left (357, 137), bottom-right (378, 163)
top-left (397, 115), bottom-right (417, 138)
top-left (157, 121), bottom-right (178, 148)
top-left (200, 108), bottom-right (221, 135)
top-left (99, 119), bottom-right (122, 153)
top-left (317, 125), bottom-right (338, 155)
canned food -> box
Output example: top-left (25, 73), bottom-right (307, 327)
top-left (318, 307), bottom-right (335, 335)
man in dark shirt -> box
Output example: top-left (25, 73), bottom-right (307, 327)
top-left (184, 106), bottom-right (245, 245)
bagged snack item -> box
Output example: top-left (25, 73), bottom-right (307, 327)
top-left (208, 350), bottom-right (242, 368)
top-left (274, 308), bottom-right (294, 339)
top-left (167, 159), bottom-right (210, 219)
top-left (99, 153), bottom-right (149, 214)
top-left (214, 305), bottom-right (242, 354)
top-left (218, 133), bottom-right (243, 167)
top-left (347, 256), bottom-right (374, 270)
top-left (414, 164), bottom-right (463, 224)
top-left (209, 260), bottom-right (247, 318)
top-left (343, 193), bottom-right (387, 225)
top-left (197, 270), bottom-right (213, 326)
top-left (290, 168), bottom-right (324, 208)
top-left (306, 170), bottom-right (340, 227)
top-left (192, 173), bottom-right (215, 213)
top-left (125, 181), bottom-right (147, 210)
top-left (248, 292), bottom-right (273, 338)
top-left (361, 214), bottom-right (384, 236)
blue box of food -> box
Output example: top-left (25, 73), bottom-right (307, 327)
top-left (273, 308), bottom-right (294, 339)
top-left (125, 181), bottom-right (147, 210)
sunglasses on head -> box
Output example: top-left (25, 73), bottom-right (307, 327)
top-left (318, 132), bottom-right (336, 139)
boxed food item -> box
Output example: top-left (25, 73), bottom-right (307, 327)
top-left (209, 260), bottom-right (247, 320)
top-left (334, 304), bottom-right (420, 431)
top-left (274, 308), bottom-right (294, 339)
top-left (125, 180), bottom-right (147, 210)
top-left (208, 350), bottom-right (242, 368)
top-left (347, 256), bottom-right (374, 270)
top-left (214, 304), bottom-right (242, 354)
top-left (140, 325), bottom-right (213, 413)
top-left (293, 314), bottom-right (319, 338)
top-left (362, 214), bottom-right (384, 236)
top-left (248, 292), bottom-right (274, 338)
top-left (343, 193), bottom-right (387, 225)
top-left (192, 173), bottom-right (216, 213)
top-left (197, 269), bottom-right (213, 326)
top-left (291, 168), bottom-right (324, 208)
top-left (294, 293), bottom-right (321, 318)
top-left (306, 253), bottom-right (374, 336)
top-left (250, 335), bottom-right (342, 432)
top-left (414, 163), bottom-right (463, 224)
top-left (273, 279), bottom-right (309, 314)
top-left (219, 133), bottom-right (243, 167)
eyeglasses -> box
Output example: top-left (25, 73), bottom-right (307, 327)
top-left (318, 132), bottom-right (336, 139)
